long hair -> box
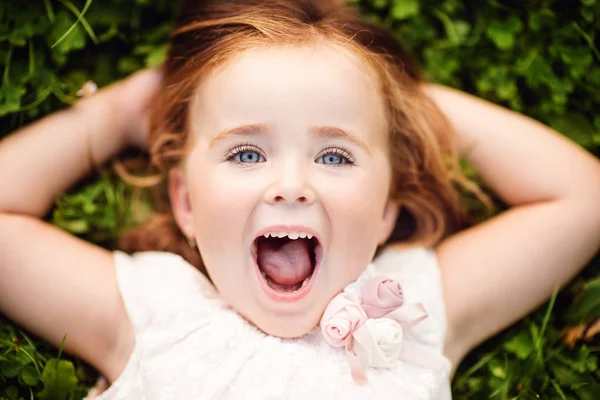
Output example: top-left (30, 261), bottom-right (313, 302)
top-left (119, 0), bottom-right (474, 271)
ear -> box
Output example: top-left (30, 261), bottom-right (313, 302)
top-left (169, 167), bottom-right (195, 238)
top-left (378, 200), bottom-right (400, 245)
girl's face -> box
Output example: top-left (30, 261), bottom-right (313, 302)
top-left (171, 44), bottom-right (399, 338)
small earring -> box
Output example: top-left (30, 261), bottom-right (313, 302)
top-left (187, 236), bottom-right (196, 249)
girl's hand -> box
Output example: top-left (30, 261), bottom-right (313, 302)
top-left (112, 69), bottom-right (163, 150)
top-left (79, 69), bottom-right (163, 151)
top-left (108, 69), bottom-right (163, 150)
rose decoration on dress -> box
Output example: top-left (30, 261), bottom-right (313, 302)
top-left (320, 275), bottom-right (442, 384)
top-left (364, 318), bottom-right (404, 366)
top-left (321, 295), bottom-right (367, 347)
top-left (360, 276), bottom-right (404, 318)
top-left (351, 318), bottom-right (404, 368)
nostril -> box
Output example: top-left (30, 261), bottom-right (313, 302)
top-left (272, 195), bottom-right (307, 203)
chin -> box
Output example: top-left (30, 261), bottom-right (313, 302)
top-left (252, 311), bottom-right (322, 339)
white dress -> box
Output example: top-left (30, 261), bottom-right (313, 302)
top-left (93, 246), bottom-right (452, 400)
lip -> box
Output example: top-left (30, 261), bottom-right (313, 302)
top-left (251, 225), bottom-right (323, 303)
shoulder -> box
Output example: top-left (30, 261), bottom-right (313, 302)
top-left (374, 245), bottom-right (439, 273)
top-left (113, 251), bottom-right (213, 292)
top-left (372, 245), bottom-right (447, 348)
top-left (373, 245), bottom-right (442, 294)
top-left (114, 250), bottom-right (196, 275)
top-left (112, 251), bottom-right (217, 332)
top-left (101, 251), bottom-right (218, 384)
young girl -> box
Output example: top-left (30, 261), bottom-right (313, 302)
top-left (1, 0), bottom-right (599, 398)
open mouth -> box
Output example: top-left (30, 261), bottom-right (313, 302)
top-left (251, 232), bottom-right (322, 300)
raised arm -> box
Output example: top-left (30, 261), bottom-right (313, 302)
top-left (0, 70), bottom-right (161, 381)
top-left (425, 84), bottom-right (600, 365)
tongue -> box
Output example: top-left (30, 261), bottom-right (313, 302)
top-left (257, 239), bottom-right (313, 285)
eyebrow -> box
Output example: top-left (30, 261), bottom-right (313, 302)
top-left (312, 126), bottom-right (371, 155)
top-left (209, 123), bottom-right (270, 148)
top-left (209, 123), bottom-right (371, 154)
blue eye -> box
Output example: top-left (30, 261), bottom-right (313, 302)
top-left (318, 154), bottom-right (344, 165)
top-left (316, 148), bottom-right (354, 166)
top-left (226, 145), bottom-right (266, 165)
top-left (236, 151), bottom-right (264, 163)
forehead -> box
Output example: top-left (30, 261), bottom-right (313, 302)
top-left (190, 44), bottom-right (388, 144)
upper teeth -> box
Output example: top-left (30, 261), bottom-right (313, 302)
top-left (263, 232), bottom-right (313, 240)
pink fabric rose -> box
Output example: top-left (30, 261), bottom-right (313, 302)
top-left (320, 294), bottom-right (367, 347)
top-left (360, 276), bottom-right (404, 318)
top-left (320, 280), bottom-right (441, 386)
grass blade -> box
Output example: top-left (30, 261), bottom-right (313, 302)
top-left (43, 0), bottom-right (55, 23)
top-left (52, 0), bottom-right (98, 49)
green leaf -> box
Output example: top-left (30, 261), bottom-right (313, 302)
top-left (49, 12), bottom-right (87, 55)
top-left (580, 7), bottom-right (595, 22)
top-left (4, 386), bottom-right (19, 400)
top-left (487, 359), bottom-right (507, 379)
top-left (0, 81), bottom-right (27, 116)
top-left (145, 44), bottom-right (168, 67)
top-left (19, 364), bottom-right (40, 386)
top-left (485, 17), bottom-right (523, 50)
top-left (433, 10), bottom-right (471, 45)
top-left (575, 381), bottom-right (600, 400)
top-left (440, 0), bottom-right (463, 14)
top-left (559, 47), bottom-right (593, 67)
top-left (503, 331), bottom-right (534, 360)
top-left (390, 0), bottom-right (420, 20)
top-left (1, 361), bottom-right (21, 378)
top-left (568, 277), bottom-right (600, 323)
top-left (520, 54), bottom-right (559, 88)
top-left (423, 47), bottom-right (460, 84)
top-left (37, 359), bottom-right (78, 400)
top-left (9, 20), bottom-right (34, 47)
top-left (570, 347), bottom-right (598, 373)
top-left (549, 361), bottom-right (580, 387)
top-left (550, 113), bottom-right (596, 148)
top-left (372, 0), bottom-right (389, 9)
top-left (529, 9), bottom-right (556, 31)
top-left (485, 26), bottom-right (512, 50)
top-left (505, 16), bottom-right (523, 33)
top-left (117, 57), bottom-right (143, 74)
top-left (52, 0), bottom-right (97, 48)
top-left (53, 218), bottom-right (90, 234)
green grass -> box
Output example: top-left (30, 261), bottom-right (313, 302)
top-left (1, 0), bottom-right (599, 399)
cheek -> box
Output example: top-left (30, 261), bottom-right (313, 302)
top-left (319, 165), bottom-right (390, 224)
top-left (317, 164), bottom-right (392, 277)
top-left (185, 164), bottom-right (258, 291)
top-left (186, 163), bottom-right (256, 248)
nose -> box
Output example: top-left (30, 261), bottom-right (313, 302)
top-left (264, 161), bottom-right (316, 205)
